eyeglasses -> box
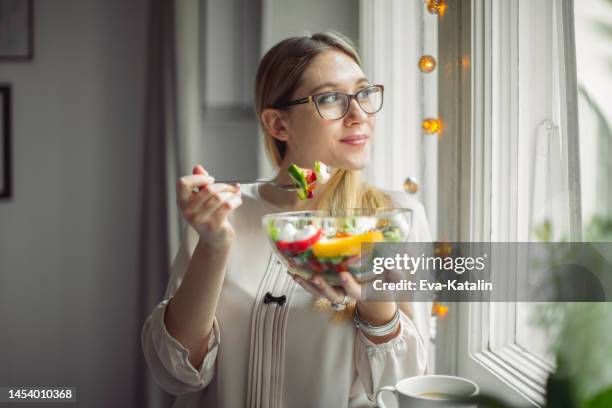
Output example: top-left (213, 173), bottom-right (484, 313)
top-left (274, 84), bottom-right (384, 120)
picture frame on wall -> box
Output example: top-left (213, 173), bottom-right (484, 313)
top-left (0, 85), bottom-right (11, 199)
top-left (0, 0), bottom-right (34, 61)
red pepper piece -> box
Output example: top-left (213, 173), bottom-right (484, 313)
top-left (307, 257), bottom-right (326, 273)
top-left (334, 263), bottom-right (346, 273)
top-left (276, 241), bottom-right (291, 254)
top-left (275, 229), bottom-right (322, 254)
top-left (305, 170), bottom-right (317, 184)
top-left (334, 254), bottom-right (361, 273)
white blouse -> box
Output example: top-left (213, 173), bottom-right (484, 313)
top-left (141, 183), bottom-right (433, 407)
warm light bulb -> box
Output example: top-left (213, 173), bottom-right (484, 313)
top-left (422, 118), bottom-right (442, 134)
top-left (433, 302), bottom-right (449, 318)
top-left (426, 0), bottom-right (448, 16)
top-left (434, 241), bottom-right (453, 257)
top-left (418, 55), bottom-right (437, 73)
top-left (403, 177), bottom-right (419, 194)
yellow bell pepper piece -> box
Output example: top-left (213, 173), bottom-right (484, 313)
top-left (312, 230), bottom-right (384, 258)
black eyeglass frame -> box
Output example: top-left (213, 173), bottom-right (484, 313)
top-left (273, 84), bottom-right (385, 120)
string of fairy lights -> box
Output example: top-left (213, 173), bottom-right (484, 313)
top-left (420, 0), bottom-right (449, 322)
top-left (403, 0), bottom-right (446, 197)
top-left (420, 0), bottom-right (444, 137)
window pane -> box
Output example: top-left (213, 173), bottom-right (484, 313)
top-left (576, 0), bottom-right (612, 239)
top-left (515, 0), bottom-right (612, 365)
top-left (515, 303), bottom-right (556, 366)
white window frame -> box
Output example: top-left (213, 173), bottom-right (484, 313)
top-left (437, 0), bottom-right (581, 406)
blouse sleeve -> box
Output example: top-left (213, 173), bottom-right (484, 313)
top-left (141, 225), bottom-right (221, 396)
top-left (350, 196), bottom-right (433, 405)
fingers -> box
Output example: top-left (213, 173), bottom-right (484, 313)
top-left (177, 174), bottom-right (215, 204)
top-left (337, 272), bottom-right (362, 300)
top-left (184, 184), bottom-right (240, 221)
top-left (309, 276), bottom-right (346, 304)
top-left (200, 192), bottom-right (243, 229)
top-left (293, 275), bottom-right (322, 297)
top-left (293, 272), bottom-right (363, 305)
top-left (193, 164), bottom-right (208, 176)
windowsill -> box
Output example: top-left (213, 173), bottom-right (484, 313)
top-left (470, 345), bottom-right (552, 407)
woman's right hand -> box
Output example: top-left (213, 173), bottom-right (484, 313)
top-left (176, 164), bottom-right (243, 248)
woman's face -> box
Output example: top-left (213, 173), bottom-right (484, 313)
top-left (281, 50), bottom-right (376, 171)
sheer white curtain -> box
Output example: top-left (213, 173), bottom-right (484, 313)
top-left (358, 0), bottom-right (427, 199)
top-left (170, 0), bottom-right (204, 255)
top-left (137, 0), bottom-right (203, 406)
top-left (527, 0), bottom-right (582, 242)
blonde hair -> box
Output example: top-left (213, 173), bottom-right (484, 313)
top-left (254, 32), bottom-right (393, 321)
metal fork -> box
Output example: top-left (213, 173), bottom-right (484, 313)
top-left (192, 179), bottom-right (299, 194)
top-left (220, 179), bottom-right (299, 190)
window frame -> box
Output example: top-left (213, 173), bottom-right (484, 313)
top-left (436, 0), bottom-right (581, 405)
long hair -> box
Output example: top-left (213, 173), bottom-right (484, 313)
top-left (254, 32), bottom-right (393, 320)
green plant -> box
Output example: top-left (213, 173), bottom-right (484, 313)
top-left (471, 216), bottom-right (612, 407)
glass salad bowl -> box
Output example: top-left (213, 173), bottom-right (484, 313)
top-left (262, 208), bottom-right (412, 286)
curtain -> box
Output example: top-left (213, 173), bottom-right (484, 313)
top-left (554, 0), bottom-right (582, 240)
top-left (136, 0), bottom-right (202, 406)
top-left (135, 0), bottom-right (176, 406)
top-left (529, 0), bottom-right (582, 241)
top-left (358, 0), bottom-right (425, 194)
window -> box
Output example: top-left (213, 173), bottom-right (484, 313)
top-left (435, 0), bottom-right (602, 406)
top-left (575, 0), bottom-right (612, 236)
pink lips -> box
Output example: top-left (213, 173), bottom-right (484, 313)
top-left (340, 135), bottom-right (368, 146)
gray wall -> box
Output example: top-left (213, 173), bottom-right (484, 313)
top-left (197, 0), bottom-right (261, 181)
top-left (262, 0), bottom-right (359, 49)
top-left (0, 1), bottom-right (147, 406)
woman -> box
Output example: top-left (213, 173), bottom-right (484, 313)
top-left (142, 32), bottom-right (433, 407)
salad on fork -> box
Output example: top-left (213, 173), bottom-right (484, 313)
top-left (287, 161), bottom-right (331, 200)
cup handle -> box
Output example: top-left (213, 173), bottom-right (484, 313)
top-left (375, 385), bottom-right (397, 408)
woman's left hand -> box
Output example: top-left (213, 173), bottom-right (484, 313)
top-left (293, 272), bottom-right (401, 344)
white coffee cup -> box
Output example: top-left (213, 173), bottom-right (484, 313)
top-left (376, 375), bottom-right (479, 408)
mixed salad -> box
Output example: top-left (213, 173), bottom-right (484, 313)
top-left (288, 161), bottom-right (330, 200)
top-left (266, 213), bottom-right (410, 285)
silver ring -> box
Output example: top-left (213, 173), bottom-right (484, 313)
top-left (331, 294), bottom-right (349, 311)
